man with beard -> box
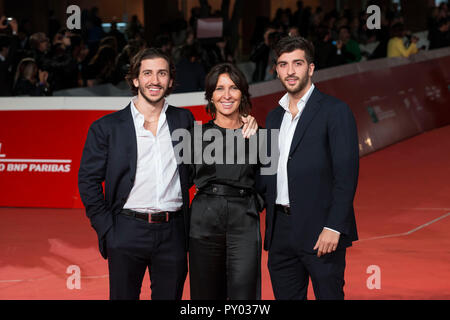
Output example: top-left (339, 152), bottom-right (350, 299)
top-left (263, 37), bottom-right (359, 300)
top-left (78, 47), bottom-right (258, 299)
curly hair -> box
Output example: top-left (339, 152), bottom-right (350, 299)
top-left (125, 47), bottom-right (176, 96)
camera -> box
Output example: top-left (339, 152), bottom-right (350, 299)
top-left (2, 17), bottom-right (13, 26)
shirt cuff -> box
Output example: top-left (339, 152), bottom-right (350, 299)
top-left (324, 227), bottom-right (340, 235)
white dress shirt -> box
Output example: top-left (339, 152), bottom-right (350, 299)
top-left (123, 98), bottom-right (183, 213)
top-left (275, 84), bottom-right (339, 234)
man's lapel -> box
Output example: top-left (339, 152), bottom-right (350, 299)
top-left (165, 105), bottom-right (189, 188)
top-left (266, 107), bottom-right (284, 192)
top-left (118, 104), bottom-right (137, 181)
top-left (288, 87), bottom-right (323, 157)
top-left (271, 106), bottom-right (285, 130)
top-left (165, 105), bottom-right (179, 149)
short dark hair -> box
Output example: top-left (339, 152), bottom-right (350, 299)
top-left (204, 63), bottom-right (252, 119)
top-left (125, 47), bottom-right (176, 96)
top-left (274, 36), bottom-right (315, 64)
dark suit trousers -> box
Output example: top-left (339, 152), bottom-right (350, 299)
top-left (105, 213), bottom-right (187, 300)
top-left (268, 208), bottom-right (346, 300)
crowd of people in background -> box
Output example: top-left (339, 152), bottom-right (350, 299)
top-left (250, 1), bottom-right (449, 82)
top-left (0, 1), bottom-right (449, 97)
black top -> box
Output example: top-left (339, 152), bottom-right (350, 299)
top-left (190, 120), bottom-right (261, 191)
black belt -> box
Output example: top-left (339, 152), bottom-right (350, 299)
top-left (198, 183), bottom-right (252, 197)
top-left (120, 209), bottom-right (181, 223)
top-left (276, 204), bottom-right (291, 215)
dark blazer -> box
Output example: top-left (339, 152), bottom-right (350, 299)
top-left (263, 87), bottom-right (359, 253)
top-left (78, 103), bottom-right (195, 259)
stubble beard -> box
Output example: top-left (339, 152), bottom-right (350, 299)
top-left (282, 72), bottom-right (310, 96)
top-left (139, 84), bottom-right (167, 105)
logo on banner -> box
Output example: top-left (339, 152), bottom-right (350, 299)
top-left (0, 143), bottom-right (72, 173)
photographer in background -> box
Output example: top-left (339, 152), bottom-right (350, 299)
top-left (429, 18), bottom-right (450, 49)
top-left (29, 32), bottom-right (51, 68)
top-left (173, 44), bottom-right (205, 93)
top-left (0, 16), bottom-right (19, 96)
top-left (250, 26), bottom-right (277, 83)
top-left (0, 15), bottom-right (17, 36)
top-left (250, 26), bottom-right (284, 82)
top-left (0, 34), bottom-right (13, 95)
top-left (312, 26), bottom-right (345, 70)
top-left (387, 23), bottom-right (419, 58)
top-left (335, 25), bottom-right (361, 63)
top-left (264, 30), bottom-right (284, 80)
top-left (83, 44), bottom-right (116, 87)
top-left (114, 38), bottom-right (145, 86)
top-left (13, 57), bottom-right (51, 96)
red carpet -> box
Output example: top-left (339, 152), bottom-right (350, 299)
top-left (1, 125), bottom-right (449, 299)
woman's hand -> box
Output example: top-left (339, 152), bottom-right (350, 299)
top-left (241, 115), bottom-right (258, 139)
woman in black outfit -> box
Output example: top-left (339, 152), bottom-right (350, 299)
top-left (189, 63), bottom-right (264, 300)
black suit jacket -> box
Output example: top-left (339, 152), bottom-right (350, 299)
top-left (263, 87), bottom-right (359, 253)
top-left (78, 103), bottom-right (195, 259)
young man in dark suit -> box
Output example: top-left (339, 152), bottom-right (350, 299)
top-left (264, 36), bottom-right (359, 300)
top-left (78, 48), bottom-right (194, 300)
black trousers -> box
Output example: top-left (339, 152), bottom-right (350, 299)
top-left (189, 193), bottom-right (261, 300)
top-left (268, 208), bottom-right (346, 300)
top-left (105, 212), bottom-right (187, 300)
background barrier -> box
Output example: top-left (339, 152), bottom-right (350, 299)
top-left (1, 47), bottom-right (449, 208)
